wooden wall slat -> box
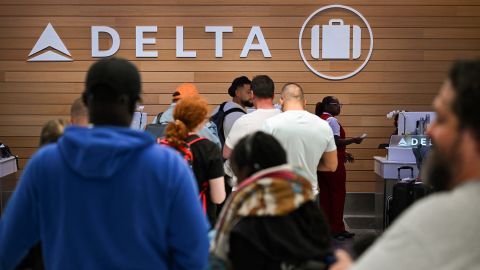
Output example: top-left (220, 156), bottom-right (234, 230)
top-left (3, 71), bottom-right (446, 83)
top-left (0, 125), bottom-right (396, 138)
top-left (0, 60), bottom-right (456, 73)
top-left (2, 6), bottom-right (480, 17)
top-left (2, 27), bottom-right (480, 39)
top-left (1, 104), bottom-right (432, 116)
top-left (0, 114), bottom-right (397, 127)
top-left (4, 0), bottom-right (480, 6)
top-left (0, 93), bottom-right (435, 105)
top-left (346, 182), bottom-right (376, 193)
top-left (1, 49), bottom-right (479, 61)
top-left (0, 82), bottom-right (442, 94)
top-left (2, 38), bottom-right (480, 50)
top-left (1, 17), bottom-right (480, 28)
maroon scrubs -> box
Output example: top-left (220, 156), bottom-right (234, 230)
top-left (317, 113), bottom-right (346, 234)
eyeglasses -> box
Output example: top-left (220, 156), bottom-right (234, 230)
top-left (329, 103), bottom-right (343, 108)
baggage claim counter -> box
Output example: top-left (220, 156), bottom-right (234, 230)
top-left (373, 112), bottom-right (435, 230)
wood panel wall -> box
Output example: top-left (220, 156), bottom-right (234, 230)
top-left (1, 0), bottom-right (480, 192)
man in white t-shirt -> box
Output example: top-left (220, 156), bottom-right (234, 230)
top-left (263, 83), bottom-right (337, 194)
top-left (223, 75), bottom-right (281, 160)
top-left (211, 76), bottom-right (253, 143)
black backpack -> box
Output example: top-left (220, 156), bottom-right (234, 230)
top-left (210, 102), bottom-right (245, 148)
top-left (145, 112), bottom-right (168, 139)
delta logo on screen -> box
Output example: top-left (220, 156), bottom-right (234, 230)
top-left (26, 4), bottom-right (374, 80)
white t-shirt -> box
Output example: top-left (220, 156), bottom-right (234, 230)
top-left (211, 101), bottom-right (246, 139)
top-left (352, 181), bottom-right (480, 270)
top-left (262, 110), bottom-right (336, 192)
top-left (225, 108), bottom-right (281, 150)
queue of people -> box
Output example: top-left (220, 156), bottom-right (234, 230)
top-left (0, 57), bottom-right (479, 270)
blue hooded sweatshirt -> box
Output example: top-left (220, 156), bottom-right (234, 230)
top-left (0, 126), bottom-right (209, 270)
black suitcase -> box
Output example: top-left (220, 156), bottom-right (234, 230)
top-left (386, 166), bottom-right (432, 226)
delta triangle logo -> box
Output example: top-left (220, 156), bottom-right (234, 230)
top-left (28, 23), bottom-right (72, 62)
top-left (398, 138), bottom-right (408, 147)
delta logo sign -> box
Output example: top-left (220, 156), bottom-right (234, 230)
top-left (26, 5), bottom-right (374, 80)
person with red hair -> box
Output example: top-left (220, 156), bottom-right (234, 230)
top-left (164, 96), bottom-right (226, 226)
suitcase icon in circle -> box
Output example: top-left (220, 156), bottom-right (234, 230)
top-left (311, 19), bottom-right (361, 60)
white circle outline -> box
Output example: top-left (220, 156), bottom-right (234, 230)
top-left (298, 5), bottom-right (374, 80)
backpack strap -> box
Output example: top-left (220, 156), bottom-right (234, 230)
top-left (158, 138), bottom-right (167, 145)
top-left (198, 181), bottom-right (209, 214)
top-left (224, 107), bottom-right (246, 116)
top-left (187, 136), bottom-right (207, 146)
top-left (156, 112), bottom-right (164, 124)
top-left (218, 102), bottom-right (228, 113)
top-left (214, 103), bottom-right (246, 145)
top-left (159, 138), bottom-right (193, 162)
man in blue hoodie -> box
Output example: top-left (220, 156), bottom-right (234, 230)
top-left (0, 58), bottom-right (210, 270)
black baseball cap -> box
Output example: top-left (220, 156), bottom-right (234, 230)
top-left (83, 57), bottom-right (141, 102)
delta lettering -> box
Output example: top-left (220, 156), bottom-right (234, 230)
top-left (92, 26), bottom-right (272, 58)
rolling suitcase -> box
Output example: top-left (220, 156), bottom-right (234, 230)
top-left (386, 166), bottom-right (432, 227)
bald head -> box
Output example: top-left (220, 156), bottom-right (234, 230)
top-left (70, 97), bottom-right (89, 127)
top-left (281, 83), bottom-right (305, 110)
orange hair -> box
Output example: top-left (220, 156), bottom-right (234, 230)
top-left (165, 96), bottom-right (209, 148)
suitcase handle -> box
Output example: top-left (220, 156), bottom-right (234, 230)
top-left (328, 19), bottom-right (344, 26)
top-left (397, 166), bottom-right (414, 180)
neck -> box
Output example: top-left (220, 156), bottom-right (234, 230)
top-left (88, 101), bottom-right (133, 127)
top-left (456, 160), bottom-right (480, 186)
top-left (232, 97), bottom-right (245, 108)
top-left (453, 164), bottom-right (480, 189)
top-left (89, 112), bottom-right (132, 127)
top-left (254, 98), bottom-right (274, 109)
top-left (191, 122), bottom-right (204, 133)
top-left (283, 102), bottom-right (304, 111)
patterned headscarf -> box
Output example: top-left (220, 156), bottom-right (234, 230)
top-left (210, 164), bottom-right (314, 269)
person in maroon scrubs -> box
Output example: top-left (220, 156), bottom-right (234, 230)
top-left (316, 96), bottom-right (364, 240)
